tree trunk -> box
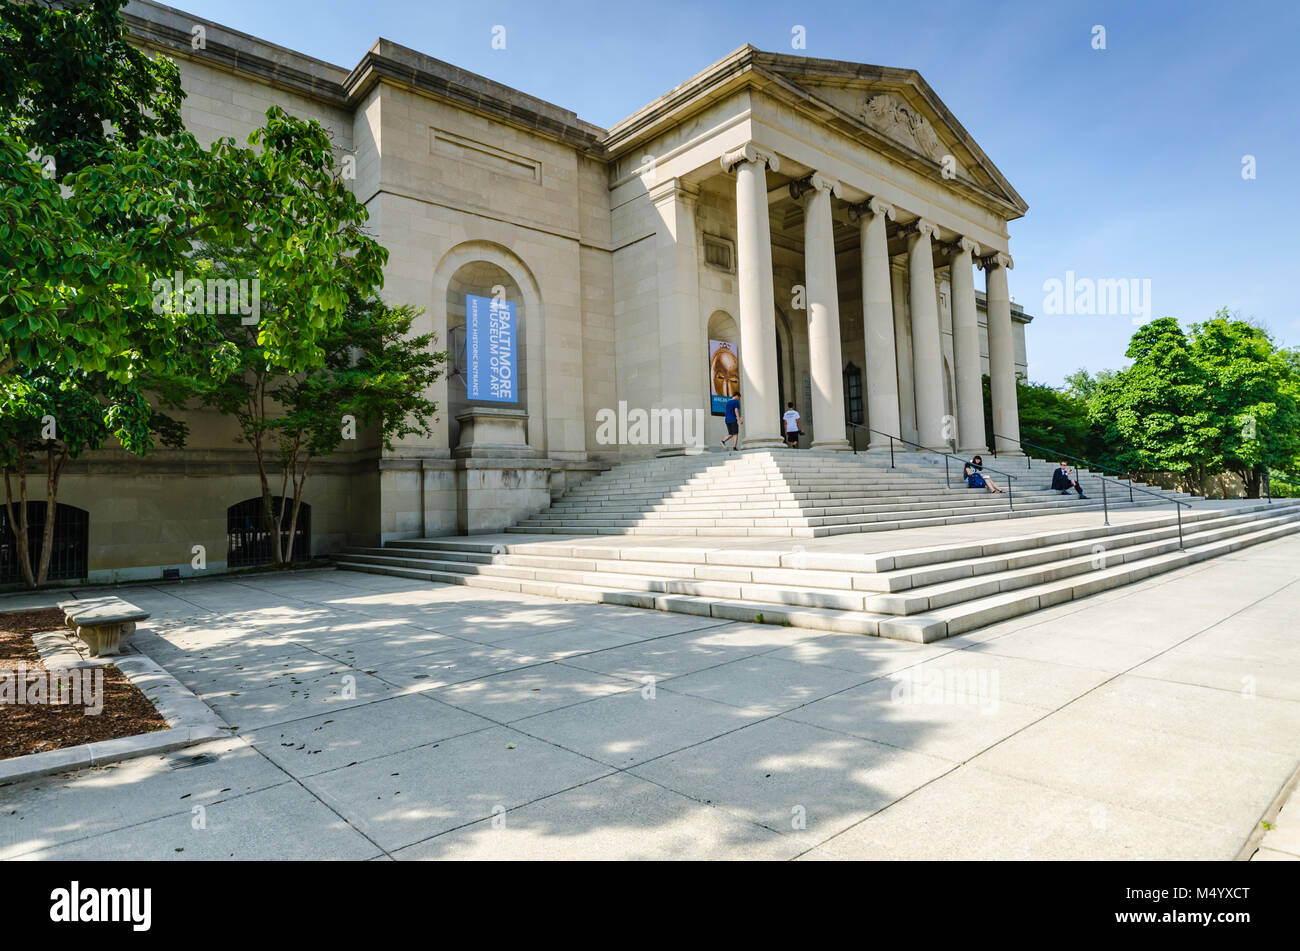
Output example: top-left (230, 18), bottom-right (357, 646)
top-left (34, 448), bottom-right (66, 587)
top-left (253, 431), bottom-right (280, 568)
top-left (3, 452), bottom-right (36, 588)
top-left (284, 455), bottom-right (311, 566)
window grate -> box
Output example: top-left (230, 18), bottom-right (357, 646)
top-left (0, 501), bottom-right (89, 584)
top-left (226, 497), bottom-right (311, 568)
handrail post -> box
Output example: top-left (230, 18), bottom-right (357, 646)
top-left (889, 435), bottom-right (895, 469)
top-left (1007, 477), bottom-right (1013, 512)
top-left (1127, 476), bottom-right (1133, 504)
top-left (1101, 475), bottom-right (1109, 525)
top-left (945, 455), bottom-right (950, 488)
top-left (1176, 501), bottom-right (1184, 550)
top-left (1266, 469), bottom-right (1272, 504)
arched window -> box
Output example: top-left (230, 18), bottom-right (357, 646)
top-left (843, 362), bottom-right (864, 425)
top-left (226, 497), bottom-right (311, 568)
top-left (0, 502), bottom-right (89, 583)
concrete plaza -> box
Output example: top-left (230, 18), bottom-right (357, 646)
top-left (2, 535), bottom-right (1299, 860)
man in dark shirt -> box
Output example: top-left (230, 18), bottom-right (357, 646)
top-left (1052, 461), bottom-right (1088, 498)
top-left (721, 395), bottom-right (742, 451)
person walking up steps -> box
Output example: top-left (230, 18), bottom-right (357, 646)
top-left (782, 402), bottom-right (802, 448)
top-left (721, 393), bottom-right (742, 451)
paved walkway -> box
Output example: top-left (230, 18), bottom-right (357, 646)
top-left (2, 535), bottom-right (1298, 860)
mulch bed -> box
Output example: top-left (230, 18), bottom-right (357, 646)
top-left (0, 608), bottom-right (168, 761)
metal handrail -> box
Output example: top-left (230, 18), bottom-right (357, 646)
top-left (1265, 471), bottom-right (1300, 504)
top-left (845, 420), bottom-right (1017, 512)
top-left (990, 432), bottom-right (1192, 548)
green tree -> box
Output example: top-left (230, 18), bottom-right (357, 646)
top-left (0, 369), bottom-right (184, 587)
top-left (0, 0), bottom-right (184, 179)
top-left (1087, 318), bottom-right (1216, 484)
top-left (0, 0), bottom-right (202, 382)
top-left (202, 295), bottom-right (445, 565)
top-left (1062, 367), bottom-right (1116, 403)
top-left (1189, 313), bottom-right (1300, 496)
top-left (982, 375), bottom-right (1095, 460)
top-left (1084, 313), bottom-right (1300, 497)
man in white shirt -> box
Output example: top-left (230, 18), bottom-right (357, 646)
top-left (782, 403), bottom-right (801, 448)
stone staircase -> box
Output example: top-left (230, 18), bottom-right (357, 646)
top-left (507, 449), bottom-right (1189, 538)
top-left (334, 449), bottom-right (1300, 642)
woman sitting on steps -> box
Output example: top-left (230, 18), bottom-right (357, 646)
top-left (963, 455), bottom-right (1005, 494)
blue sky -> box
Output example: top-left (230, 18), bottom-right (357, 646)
top-left (173, 0), bottom-right (1300, 386)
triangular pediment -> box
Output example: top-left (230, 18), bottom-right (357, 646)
top-left (750, 52), bottom-right (1028, 217)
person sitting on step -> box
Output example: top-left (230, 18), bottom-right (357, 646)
top-left (1051, 461), bottom-right (1088, 498)
top-left (964, 455), bottom-right (1004, 494)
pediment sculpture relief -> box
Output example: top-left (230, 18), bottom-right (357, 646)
top-left (860, 93), bottom-right (949, 165)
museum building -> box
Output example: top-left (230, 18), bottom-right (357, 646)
top-left (3, 0), bottom-right (1035, 584)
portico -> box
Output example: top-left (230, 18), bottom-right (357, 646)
top-left (611, 48), bottom-right (1031, 461)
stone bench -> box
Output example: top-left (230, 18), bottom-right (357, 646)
top-left (57, 597), bottom-right (150, 658)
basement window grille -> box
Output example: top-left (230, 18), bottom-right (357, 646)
top-left (0, 502), bottom-right (89, 584)
top-left (227, 497), bottom-right (311, 568)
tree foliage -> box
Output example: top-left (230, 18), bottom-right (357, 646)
top-left (201, 294), bottom-right (446, 565)
top-left (0, 368), bottom-right (184, 587)
top-left (1079, 313), bottom-right (1300, 497)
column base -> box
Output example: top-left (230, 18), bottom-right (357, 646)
top-left (958, 444), bottom-right (989, 456)
top-left (811, 439), bottom-right (852, 452)
top-left (739, 435), bottom-right (786, 450)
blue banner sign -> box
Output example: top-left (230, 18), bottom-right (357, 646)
top-left (465, 294), bottom-right (517, 403)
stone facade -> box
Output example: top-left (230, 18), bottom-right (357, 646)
top-left (29, 1), bottom-right (1033, 583)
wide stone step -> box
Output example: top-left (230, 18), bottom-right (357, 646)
top-left (545, 491), bottom-right (1141, 516)
top-left (399, 500), bottom-right (1293, 569)
top-left (334, 511), bottom-right (1298, 642)
top-left (509, 498), bottom-right (1175, 538)
top-left (878, 518), bottom-right (1300, 641)
top-left (344, 507), bottom-right (1297, 619)
top-left (522, 496), bottom-right (1167, 528)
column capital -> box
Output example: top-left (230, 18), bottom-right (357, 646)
top-left (721, 143), bottom-right (780, 174)
top-left (978, 251), bottom-right (1014, 271)
top-left (944, 236), bottom-right (982, 260)
top-left (902, 218), bottom-right (938, 243)
top-left (847, 196), bottom-right (896, 222)
top-left (788, 171), bottom-right (842, 201)
top-left (647, 177), bottom-right (700, 207)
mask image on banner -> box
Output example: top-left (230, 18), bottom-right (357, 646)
top-left (709, 339), bottom-right (739, 416)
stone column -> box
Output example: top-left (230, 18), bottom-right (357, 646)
top-left (800, 173), bottom-right (850, 450)
top-left (721, 144), bottom-right (784, 449)
top-left (891, 264), bottom-right (918, 444)
top-left (948, 237), bottom-right (986, 453)
top-left (649, 178), bottom-right (702, 446)
top-left (854, 198), bottom-right (901, 447)
top-left (906, 219), bottom-right (947, 450)
top-left (981, 252), bottom-right (1020, 453)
